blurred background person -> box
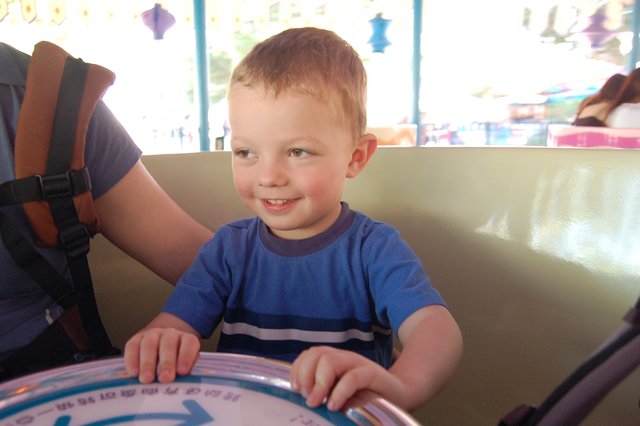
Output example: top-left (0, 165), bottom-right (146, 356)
top-left (605, 68), bottom-right (640, 128)
top-left (572, 73), bottom-right (626, 127)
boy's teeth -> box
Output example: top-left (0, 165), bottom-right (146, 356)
top-left (268, 199), bottom-right (289, 205)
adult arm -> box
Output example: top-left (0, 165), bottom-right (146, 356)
top-left (94, 159), bottom-right (213, 284)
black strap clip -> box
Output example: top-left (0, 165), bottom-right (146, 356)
top-left (58, 223), bottom-right (90, 259)
top-left (37, 168), bottom-right (92, 201)
top-left (38, 171), bottom-right (73, 199)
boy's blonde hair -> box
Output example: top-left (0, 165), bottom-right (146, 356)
top-left (230, 27), bottom-right (367, 140)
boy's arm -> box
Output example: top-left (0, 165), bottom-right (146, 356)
top-left (124, 312), bottom-right (201, 384)
top-left (290, 305), bottom-right (462, 412)
top-left (389, 305), bottom-right (463, 410)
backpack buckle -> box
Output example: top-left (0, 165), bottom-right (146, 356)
top-left (58, 223), bottom-right (90, 258)
top-left (38, 172), bottom-right (73, 199)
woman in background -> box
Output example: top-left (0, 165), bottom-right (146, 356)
top-left (605, 68), bottom-right (640, 128)
top-left (572, 73), bottom-right (625, 127)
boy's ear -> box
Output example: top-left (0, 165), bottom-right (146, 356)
top-left (346, 133), bottom-right (378, 178)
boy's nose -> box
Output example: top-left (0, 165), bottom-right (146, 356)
top-left (258, 159), bottom-right (287, 187)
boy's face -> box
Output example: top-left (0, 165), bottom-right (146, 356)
top-left (228, 83), bottom-right (363, 240)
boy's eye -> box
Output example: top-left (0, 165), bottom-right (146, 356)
top-left (289, 148), bottom-right (310, 158)
top-left (234, 149), bottom-right (256, 159)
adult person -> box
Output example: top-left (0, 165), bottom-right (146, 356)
top-left (605, 67), bottom-right (640, 128)
top-left (0, 42), bottom-right (213, 380)
top-left (125, 27), bottom-right (463, 413)
top-left (572, 73), bottom-right (626, 127)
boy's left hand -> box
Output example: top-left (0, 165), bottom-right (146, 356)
top-left (290, 346), bottom-right (403, 411)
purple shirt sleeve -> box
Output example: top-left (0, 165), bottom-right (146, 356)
top-left (84, 100), bottom-right (142, 199)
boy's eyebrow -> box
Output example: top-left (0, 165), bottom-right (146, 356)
top-left (228, 136), bottom-right (248, 147)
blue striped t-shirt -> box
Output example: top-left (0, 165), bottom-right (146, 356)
top-left (163, 203), bottom-right (445, 368)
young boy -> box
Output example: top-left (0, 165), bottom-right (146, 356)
top-left (124, 27), bottom-right (463, 413)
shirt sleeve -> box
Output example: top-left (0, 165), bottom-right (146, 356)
top-left (162, 230), bottom-right (233, 338)
top-left (84, 100), bottom-right (142, 199)
top-left (364, 223), bottom-right (446, 332)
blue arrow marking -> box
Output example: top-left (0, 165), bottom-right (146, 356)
top-left (53, 399), bottom-right (213, 426)
top-left (54, 416), bottom-right (71, 426)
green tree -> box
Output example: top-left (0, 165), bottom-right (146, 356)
top-left (209, 50), bottom-right (232, 104)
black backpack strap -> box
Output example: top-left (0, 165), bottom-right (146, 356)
top-left (41, 54), bottom-right (113, 355)
top-left (0, 210), bottom-right (78, 310)
top-left (0, 168), bottom-right (92, 207)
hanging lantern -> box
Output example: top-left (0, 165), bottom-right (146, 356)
top-left (50, 0), bottom-right (66, 25)
top-left (368, 13), bottom-right (391, 53)
top-left (0, 0), bottom-right (7, 22)
top-left (574, 9), bottom-right (616, 49)
top-left (21, 0), bottom-right (36, 23)
top-left (141, 3), bottom-right (176, 40)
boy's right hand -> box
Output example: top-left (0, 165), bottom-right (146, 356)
top-left (124, 327), bottom-right (200, 384)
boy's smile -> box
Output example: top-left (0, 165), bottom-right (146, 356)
top-left (228, 83), bottom-right (367, 240)
top-left (261, 197), bottom-right (299, 213)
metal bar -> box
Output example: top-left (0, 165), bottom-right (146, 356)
top-left (193, 0), bottom-right (210, 151)
top-left (630, 0), bottom-right (639, 71)
top-left (412, 0), bottom-right (423, 146)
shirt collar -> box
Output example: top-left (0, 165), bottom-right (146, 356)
top-left (259, 202), bottom-right (355, 257)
